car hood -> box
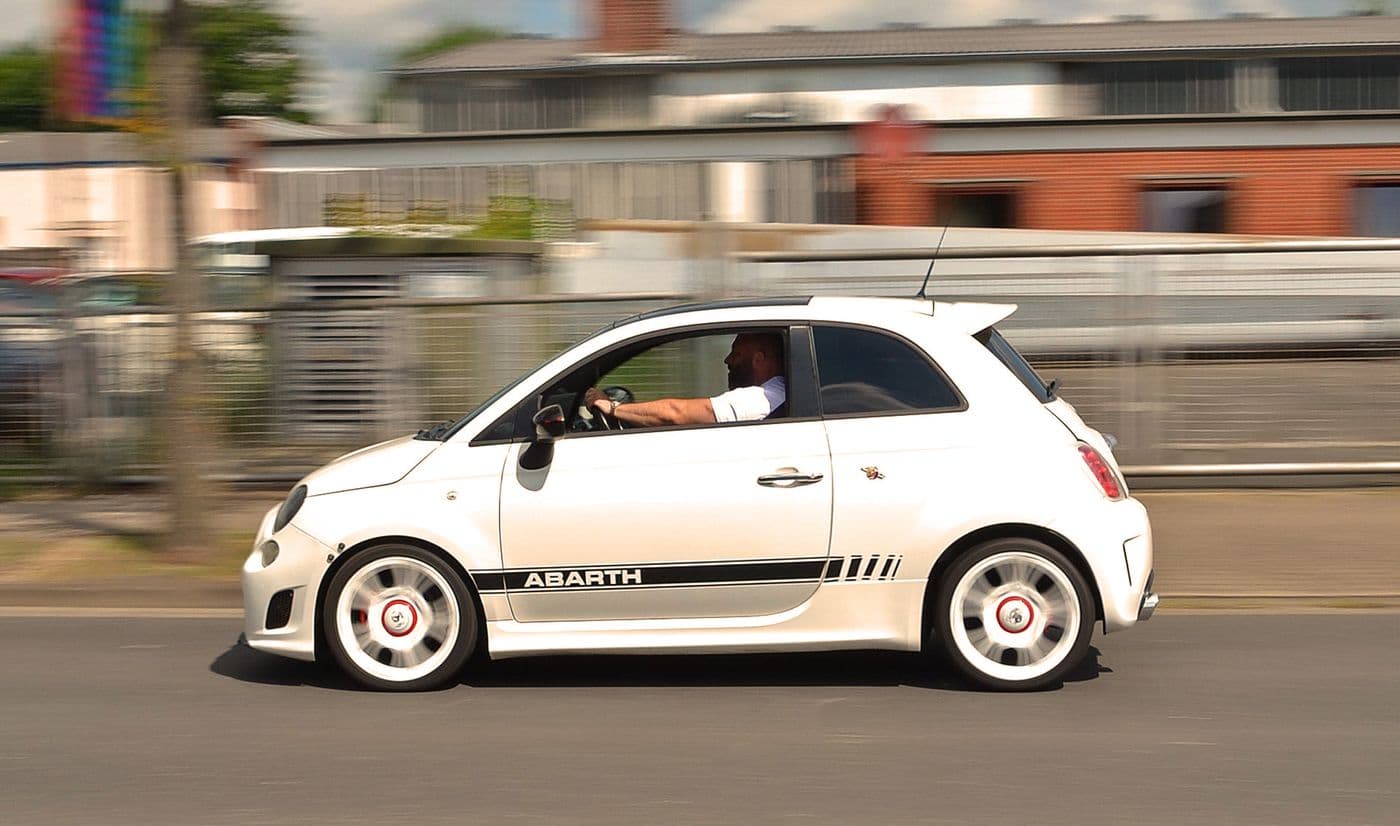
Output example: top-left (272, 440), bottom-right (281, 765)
top-left (301, 435), bottom-right (439, 496)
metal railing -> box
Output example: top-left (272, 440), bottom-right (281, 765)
top-left (733, 238), bottom-right (1400, 475)
top-left (2, 235), bottom-right (1399, 484)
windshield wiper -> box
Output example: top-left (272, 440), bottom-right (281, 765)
top-left (414, 420), bottom-right (453, 441)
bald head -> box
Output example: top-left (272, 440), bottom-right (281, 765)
top-left (724, 332), bottom-right (784, 390)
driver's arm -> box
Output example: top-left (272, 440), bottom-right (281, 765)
top-left (592, 395), bottom-right (716, 427)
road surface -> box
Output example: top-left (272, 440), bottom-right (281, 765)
top-left (1, 613), bottom-right (1396, 824)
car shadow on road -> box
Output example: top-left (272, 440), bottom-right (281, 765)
top-left (211, 636), bottom-right (1109, 693)
top-left (209, 635), bottom-right (358, 690)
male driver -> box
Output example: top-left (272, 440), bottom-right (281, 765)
top-left (584, 332), bottom-right (785, 428)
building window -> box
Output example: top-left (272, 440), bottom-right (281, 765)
top-left (1142, 187), bottom-right (1229, 233)
top-left (1072, 60), bottom-right (1235, 115)
top-left (1278, 57), bottom-right (1400, 112)
top-left (935, 189), bottom-right (1018, 228)
top-left (1354, 183), bottom-right (1400, 236)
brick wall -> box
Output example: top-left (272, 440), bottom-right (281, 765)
top-left (594, 0), bottom-right (669, 52)
top-left (855, 146), bottom-right (1400, 235)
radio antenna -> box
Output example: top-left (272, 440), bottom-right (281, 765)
top-left (915, 224), bottom-right (950, 301)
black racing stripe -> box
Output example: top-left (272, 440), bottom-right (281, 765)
top-left (846, 556), bottom-right (862, 580)
top-left (498, 556), bottom-right (828, 573)
top-left (879, 556), bottom-right (897, 580)
top-left (472, 572), bottom-right (506, 593)
top-left (891, 557), bottom-right (902, 578)
top-left (502, 559), bottom-right (830, 591)
top-left (862, 556), bottom-right (880, 579)
top-left (825, 558), bottom-right (844, 579)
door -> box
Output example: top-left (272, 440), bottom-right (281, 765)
top-left (497, 326), bottom-right (832, 622)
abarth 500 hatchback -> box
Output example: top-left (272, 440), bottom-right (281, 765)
top-left (242, 297), bottom-right (1156, 691)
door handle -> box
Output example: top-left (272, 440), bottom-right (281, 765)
top-left (757, 471), bottom-right (824, 487)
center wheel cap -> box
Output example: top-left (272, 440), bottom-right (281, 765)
top-left (996, 595), bottom-right (1034, 634)
top-left (381, 599), bottom-right (418, 637)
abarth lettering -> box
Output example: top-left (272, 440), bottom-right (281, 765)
top-left (522, 568), bottom-right (644, 589)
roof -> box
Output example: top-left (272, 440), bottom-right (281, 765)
top-left (600, 296), bottom-right (1017, 338)
top-left (397, 15), bottom-right (1400, 74)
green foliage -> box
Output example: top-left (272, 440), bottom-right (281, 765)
top-left (370, 23), bottom-right (504, 122)
top-left (0, 44), bottom-right (50, 130)
top-left (472, 196), bottom-right (538, 240)
top-left (394, 25), bottom-right (503, 65)
top-left (190, 0), bottom-right (310, 122)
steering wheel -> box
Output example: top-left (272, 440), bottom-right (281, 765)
top-left (579, 385), bottom-right (634, 432)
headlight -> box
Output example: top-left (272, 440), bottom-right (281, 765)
top-left (273, 484), bottom-right (307, 532)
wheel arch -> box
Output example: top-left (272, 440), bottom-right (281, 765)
top-left (313, 534), bottom-right (490, 662)
top-left (919, 523), bottom-right (1103, 651)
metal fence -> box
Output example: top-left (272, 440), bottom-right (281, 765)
top-left (2, 237), bottom-right (1399, 484)
top-left (736, 239), bottom-right (1400, 472)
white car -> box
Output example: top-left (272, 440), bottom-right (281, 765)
top-left (242, 297), bottom-right (1156, 691)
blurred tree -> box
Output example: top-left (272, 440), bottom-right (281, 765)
top-left (0, 45), bottom-right (50, 130)
top-left (191, 0), bottom-right (310, 122)
top-left (369, 24), bottom-right (504, 122)
top-left (394, 24), bottom-right (503, 65)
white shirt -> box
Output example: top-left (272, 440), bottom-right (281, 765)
top-left (709, 376), bottom-right (786, 423)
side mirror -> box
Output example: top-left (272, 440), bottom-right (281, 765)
top-left (521, 404), bottom-right (565, 472)
top-left (532, 404), bottom-right (566, 441)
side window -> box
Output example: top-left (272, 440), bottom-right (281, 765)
top-left (812, 326), bottom-right (961, 416)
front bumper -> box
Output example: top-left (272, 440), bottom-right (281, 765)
top-left (241, 505), bottom-right (333, 662)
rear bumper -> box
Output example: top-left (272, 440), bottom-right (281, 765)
top-left (1049, 496), bottom-right (1154, 634)
top-left (1138, 571), bottom-right (1159, 621)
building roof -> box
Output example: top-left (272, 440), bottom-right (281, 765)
top-left (397, 15), bottom-right (1400, 75)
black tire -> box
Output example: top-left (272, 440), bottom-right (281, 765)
top-left (932, 538), bottom-right (1094, 691)
top-left (322, 544), bottom-right (478, 691)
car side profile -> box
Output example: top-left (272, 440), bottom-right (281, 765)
top-left (242, 296), bottom-right (1156, 691)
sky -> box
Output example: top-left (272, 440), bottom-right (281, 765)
top-left (3, 0), bottom-right (1372, 122)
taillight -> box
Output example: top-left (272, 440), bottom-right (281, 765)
top-left (1078, 444), bottom-right (1124, 500)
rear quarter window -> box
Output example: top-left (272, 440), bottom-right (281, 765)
top-left (812, 325), bottom-right (963, 415)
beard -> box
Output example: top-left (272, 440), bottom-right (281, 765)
top-left (727, 364), bottom-right (753, 390)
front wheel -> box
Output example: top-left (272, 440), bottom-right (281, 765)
top-left (322, 544), bottom-right (478, 691)
top-left (933, 539), bottom-right (1094, 691)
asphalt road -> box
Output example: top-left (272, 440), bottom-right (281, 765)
top-left (1, 614), bottom-right (1396, 825)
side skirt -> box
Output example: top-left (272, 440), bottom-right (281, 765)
top-left (482, 579), bottom-right (927, 659)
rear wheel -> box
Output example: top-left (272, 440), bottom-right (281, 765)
top-left (933, 538), bottom-right (1094, 691)
top-left (322, 544), bottom-right (477, 691)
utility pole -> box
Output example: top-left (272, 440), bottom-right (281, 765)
top-left (156, 0), bottom-right (212, 557)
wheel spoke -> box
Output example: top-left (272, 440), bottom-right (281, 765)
top-left (1027, 633), bottom-right (1056, 663)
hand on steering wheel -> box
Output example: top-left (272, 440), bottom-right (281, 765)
top-left (583, 386), bottom-right (632, 431)
top-left (582, 387), bottom-right (618, 430)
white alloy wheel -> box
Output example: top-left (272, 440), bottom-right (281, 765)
top-left (934, 539), bottom-right (1093, 691)
top-left (324, 546), bottom-right (477, 690)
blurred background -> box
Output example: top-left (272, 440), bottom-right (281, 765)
top-left (0, 0), bottom-right (1397, 572)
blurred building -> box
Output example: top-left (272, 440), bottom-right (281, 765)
top-left (0, 131), bottom-right (255, 272)
top-left (250, 2), bottom-right (1400, 236)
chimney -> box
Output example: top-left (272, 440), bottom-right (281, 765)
top-left (594, 0), bottom-right (669, 52)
